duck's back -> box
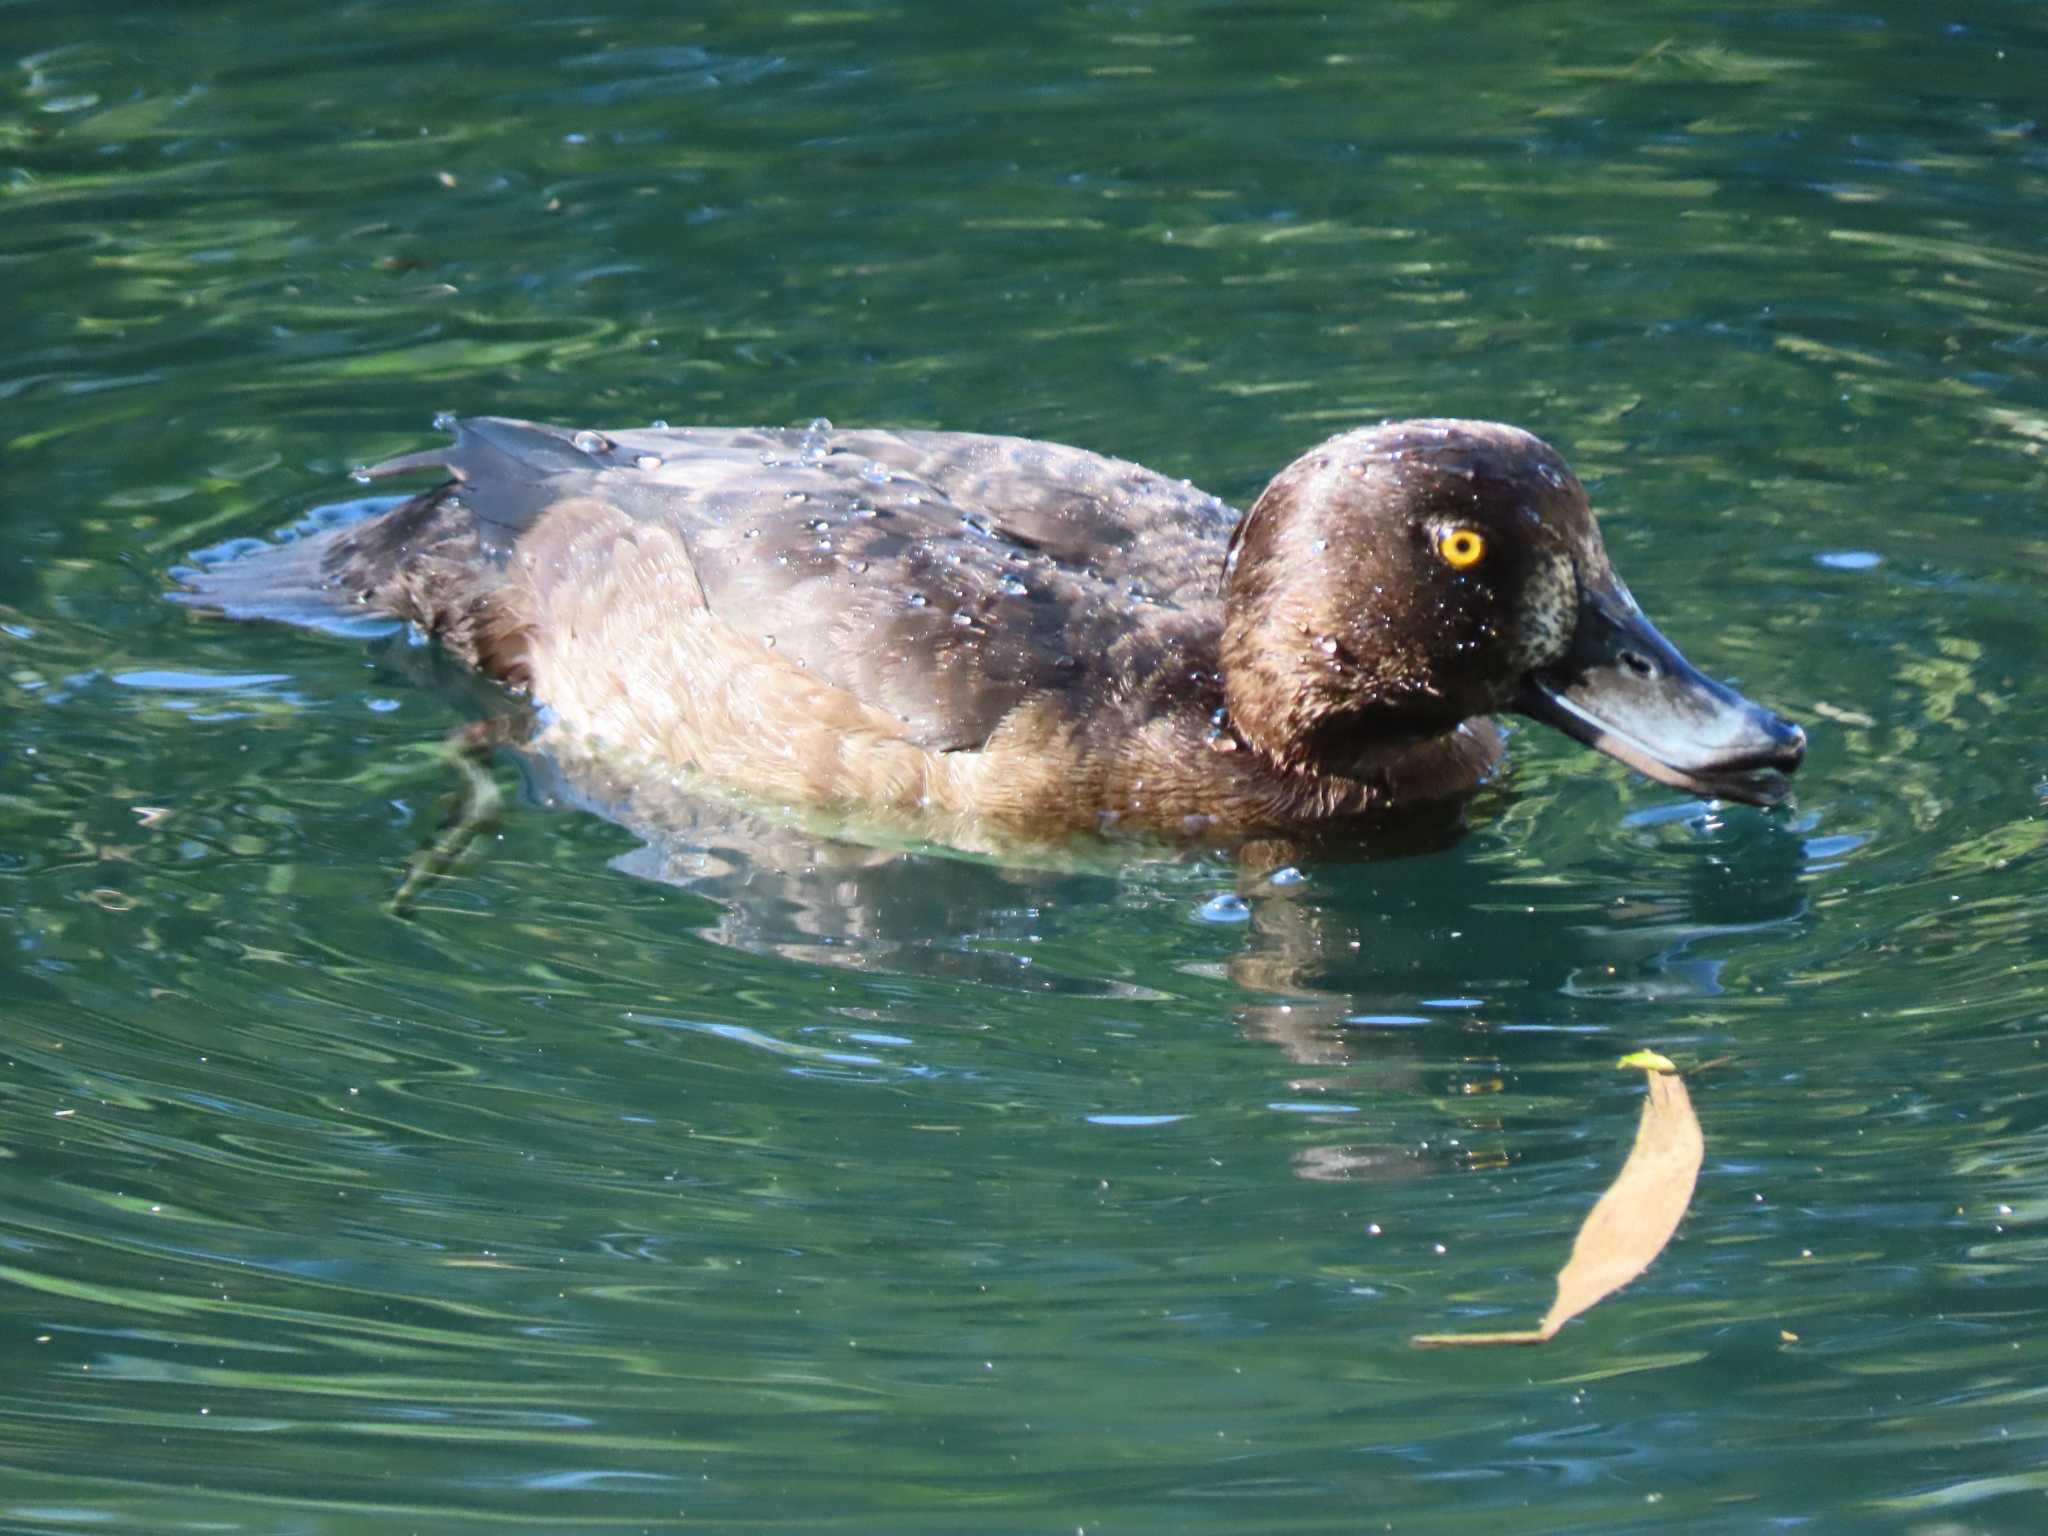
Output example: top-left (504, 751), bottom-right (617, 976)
top-left (186, 417), bottom-right (1244, 765)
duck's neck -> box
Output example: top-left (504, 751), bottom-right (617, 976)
top-left (1218, 633), bottom-right (1430, 780)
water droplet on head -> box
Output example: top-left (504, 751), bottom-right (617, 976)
top-left (998, 576), bottom-right (1029, 597)
top-left (905, 591), bottom-right (928, 608)
top-left (951, 608), bottom-right (975, 628)
top-left (634, 454), bottom-right (662, 470)
top-left (648, 419), bottom-right (669, 430)
top-left (572, 430), bottom-right (610, 455)
top-left (860, 461), bottom-right (892, 486)
top-left (1316, 635), bottom-right (1339, 655)
top-left (432, 411), bottom-right (457, 432)
top-left (348, 466), bottom-right (372, 485)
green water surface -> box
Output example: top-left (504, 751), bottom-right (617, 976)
top-left (4, 1), bottom-right (2048, 1531)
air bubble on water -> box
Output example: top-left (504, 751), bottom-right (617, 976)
top-left (1195, 893), bottom-right (1251, 924)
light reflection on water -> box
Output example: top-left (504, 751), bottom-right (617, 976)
top-left (5, 0), bottom-right (2048, 1531)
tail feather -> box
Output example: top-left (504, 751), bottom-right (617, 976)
top-left (171, 417), bottom-right (574, 681)
top-left (170, 511), bottom-right (406, 639)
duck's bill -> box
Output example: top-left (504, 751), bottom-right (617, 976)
top-left (1514, 591), bottom-right (1806, 808)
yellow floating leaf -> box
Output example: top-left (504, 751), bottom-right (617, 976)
top-left (1414, 1059), bottom-right (1703, 1348)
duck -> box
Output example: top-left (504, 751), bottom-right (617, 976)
top-left (178, 415), bottom-right (1805, 848)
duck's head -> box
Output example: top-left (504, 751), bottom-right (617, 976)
top-left (1219, 419), bottom-right (1804, 805)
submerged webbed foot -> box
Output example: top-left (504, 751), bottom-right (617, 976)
top-left (388, 716), bottom-right (526, 917)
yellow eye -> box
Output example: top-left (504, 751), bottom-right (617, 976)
top-left (1437, 527), bottom-right (1486, 569)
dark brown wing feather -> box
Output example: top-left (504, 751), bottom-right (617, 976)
top-left (340, 418), bottom-right (1242, 752)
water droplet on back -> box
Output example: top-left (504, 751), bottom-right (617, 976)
top-left (797, 417), bottom-right (832, 466)
top-left (572, 430), bottom-right (610, 455)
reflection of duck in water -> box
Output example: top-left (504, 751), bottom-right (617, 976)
top-left (181, 416), bottom-right (1802, 850)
